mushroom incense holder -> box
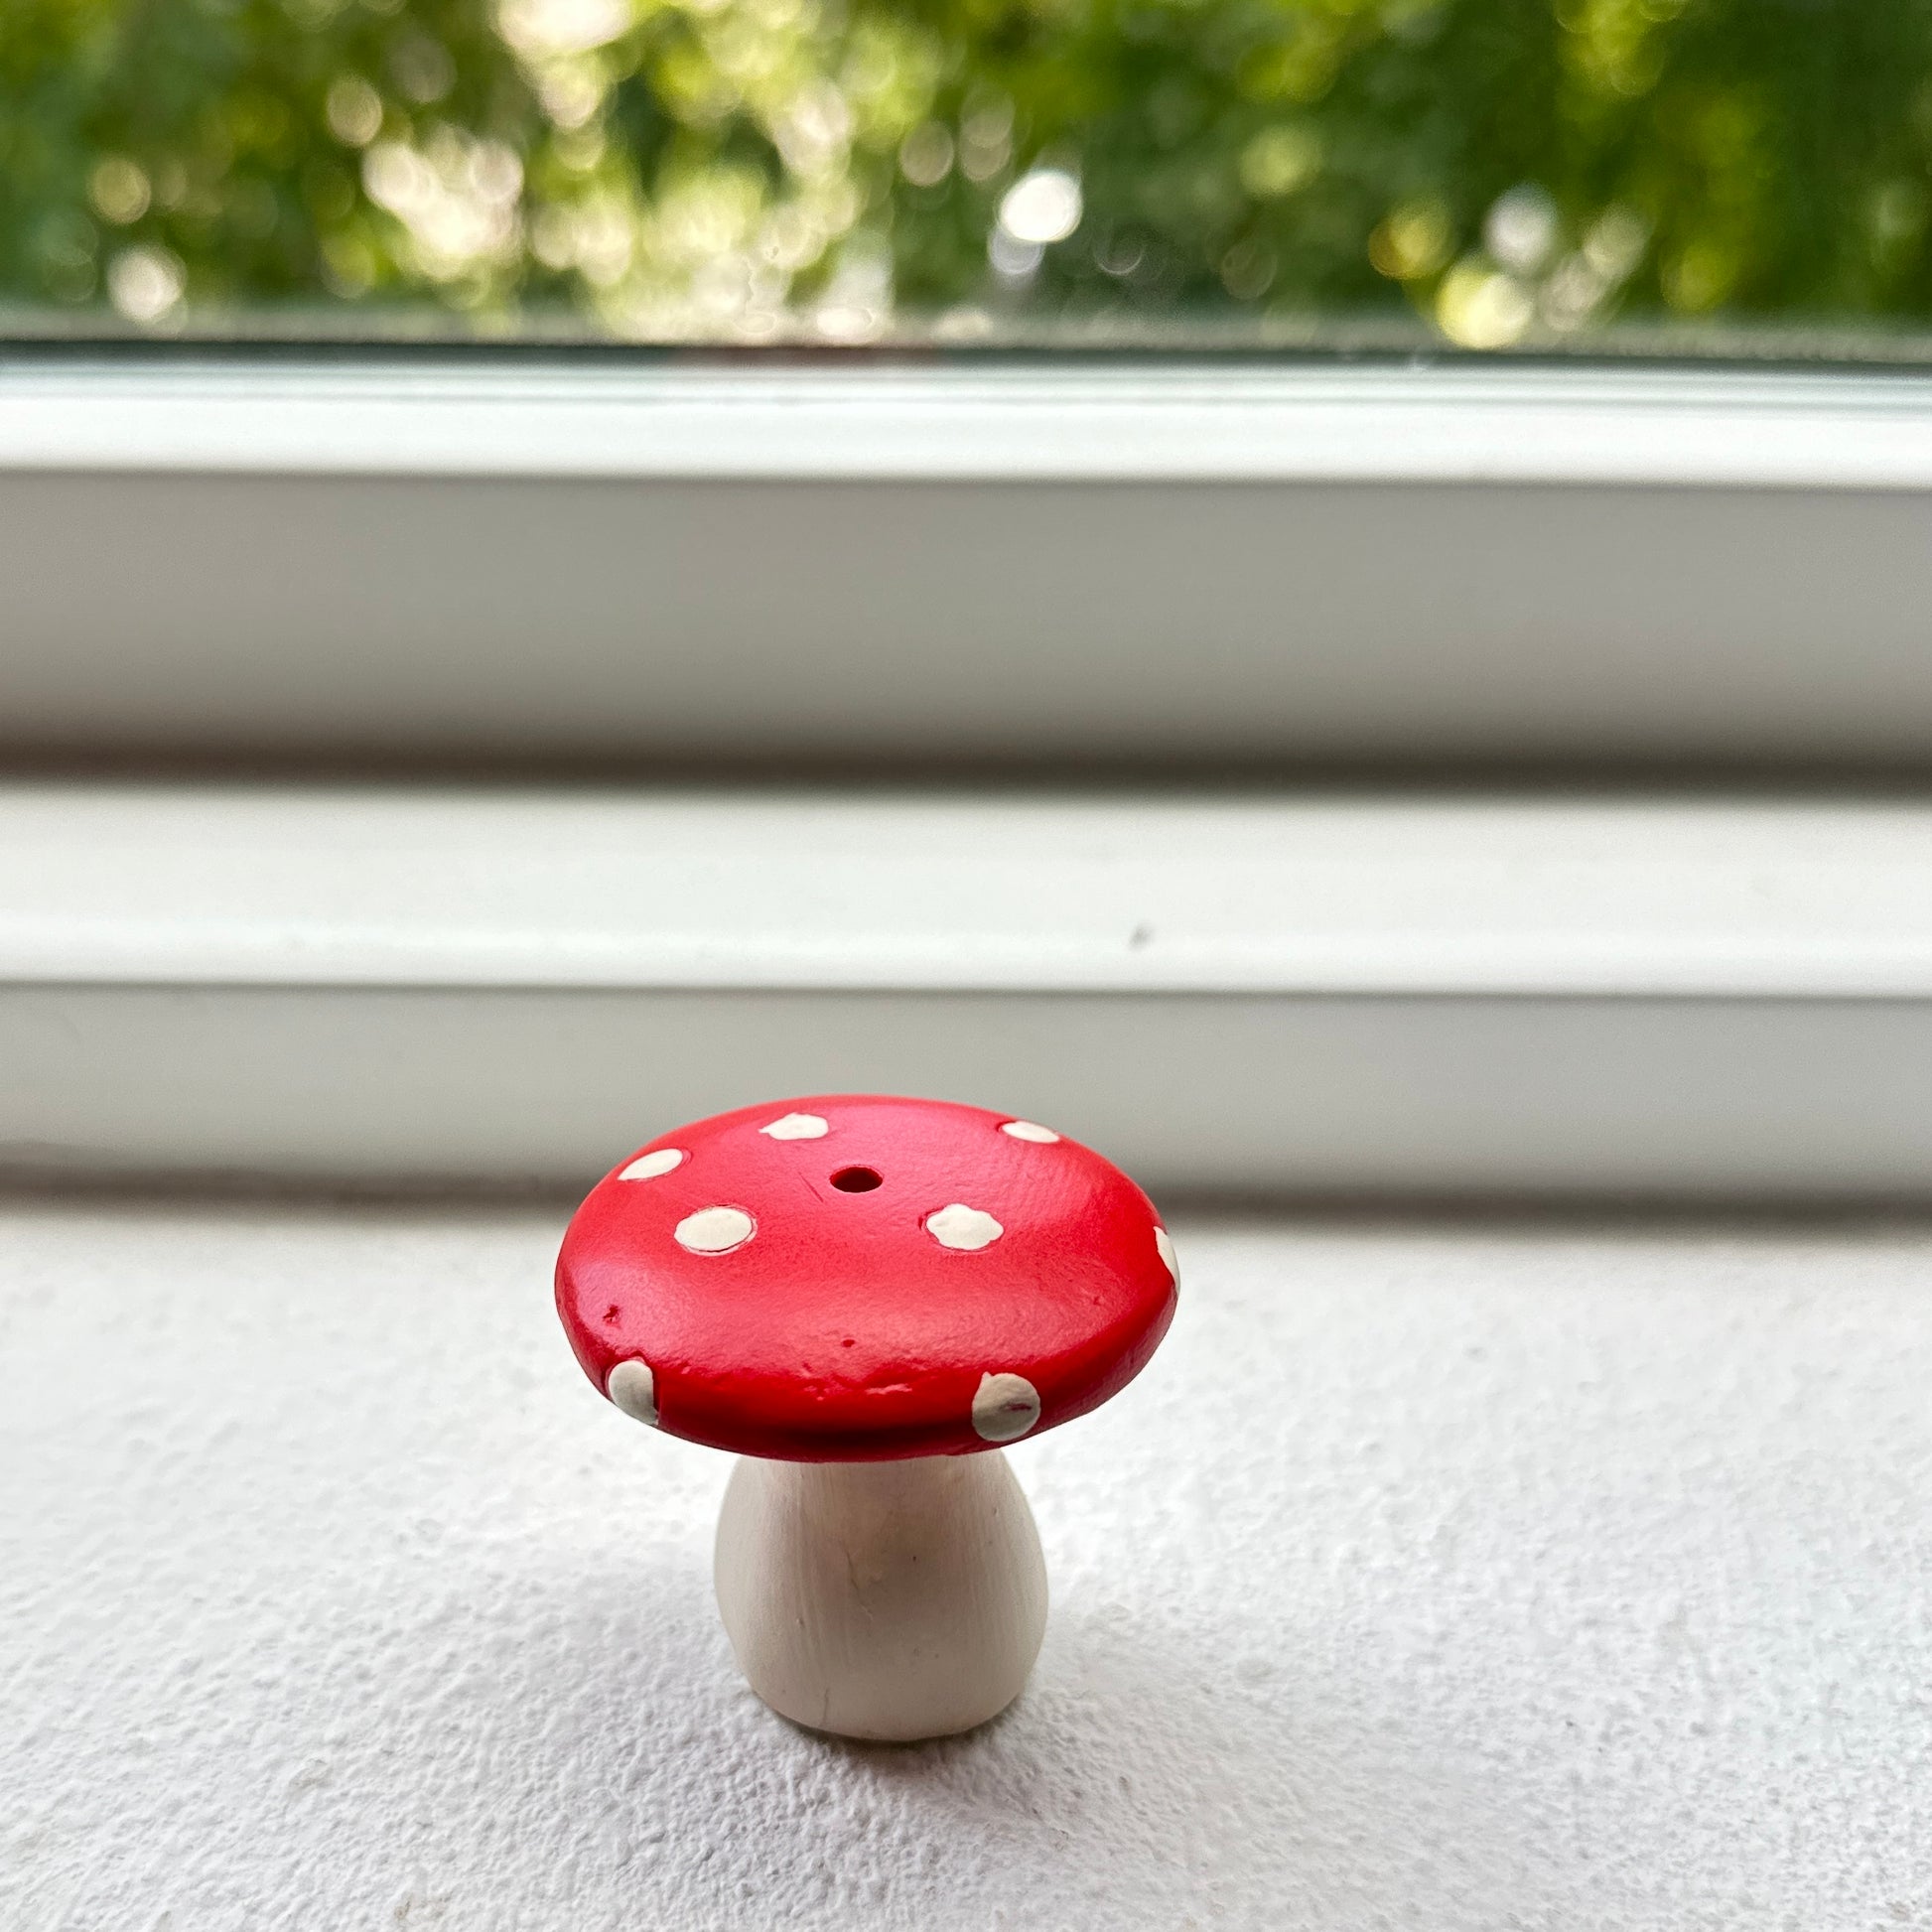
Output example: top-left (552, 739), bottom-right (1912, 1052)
top-left (555, 1093), bottom-right (1178, 1741)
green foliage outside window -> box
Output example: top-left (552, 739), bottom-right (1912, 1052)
top-left (6, 0), bottom-right (1932, 350)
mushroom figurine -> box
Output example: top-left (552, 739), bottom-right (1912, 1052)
top-left (554, 1093), bottom-right (1178, 1741)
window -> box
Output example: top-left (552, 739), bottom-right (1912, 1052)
top-left (4, 2), bottom-right (1929, 1199)
top-left (7, 0), bottom-right (1932, 354)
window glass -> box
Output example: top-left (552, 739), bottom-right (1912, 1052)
top-left (6, 0), bottom-right (1930, 355)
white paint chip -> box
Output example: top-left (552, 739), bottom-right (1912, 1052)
top-left (674, 1205), bottom-right (755, 1254)
top-left (760, 1113), bottom-right (829, 1141)
top-left (607, 1359), bottom-right (659, 1426)
top-left (925, 1203), bottom-right (1004, 1251)
top-left (619, 1148), bottom-right (684, 1180)
top-left (1000, 1120), bottom-right (1060, 1144)
top-left (1155, 1225), bottom-right (1178, 1282)
top-left (972, 1372), bottom-right (1040, 1443)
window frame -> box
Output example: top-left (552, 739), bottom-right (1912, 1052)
top-left (5, 352), bottom-right (1932, 1200)
top-left (4, 351), bottom-right (1932, 771)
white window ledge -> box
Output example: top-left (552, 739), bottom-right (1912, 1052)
top-left (8, 1200), bottom-right (1930, 1926)
top-left (5, 356), bottom-right (1932, 766)
top-left (5, 781), bottom-right (1930, 1199)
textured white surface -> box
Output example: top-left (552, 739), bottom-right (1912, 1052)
top-left (5, 1199), bottom-right (1932, 1930)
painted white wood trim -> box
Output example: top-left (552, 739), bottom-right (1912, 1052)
top-left (8, 358), bottom-right (1932, 487)
top-left (9, 357), bottom-right (1932, 768)
top-left (3, 785), bottom-right (1932, 999)
top-left (4, 783), bottom-right (1931, 1198)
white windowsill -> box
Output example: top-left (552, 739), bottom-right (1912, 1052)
top-left (10, 358), bottom-right (1930, 1928)
top-left (9, 1197), bottom-right (1929, 1926)
top-left (5, 781), bottom-right (1930, 1199)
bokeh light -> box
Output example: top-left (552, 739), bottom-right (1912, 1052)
top-left (3, 0), bottom-right (1932, 351)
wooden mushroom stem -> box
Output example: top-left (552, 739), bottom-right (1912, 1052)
top-left (714, 1451), bottom-right (1048, 1741)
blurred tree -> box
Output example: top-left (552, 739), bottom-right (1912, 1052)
top-left (4, 0), bottom-right (1932, 347)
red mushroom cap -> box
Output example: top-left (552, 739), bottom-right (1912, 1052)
top-left (555, 1094), bottom-right (1178, 1461)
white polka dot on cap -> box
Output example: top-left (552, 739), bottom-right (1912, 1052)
top-left (925, 1203), bottom-right (1004, 1251)
top-left (620, 1148), bottom-right (684, 1180)
top-left (972, 1371), bottom-right (1040, 1442)
top-left (676, 1205), bottom-right (756, 1254)
top-left (608, 1359), bottom-right (659, 1426)
top-left (1155, 1225), bottom-right (1178, 1282)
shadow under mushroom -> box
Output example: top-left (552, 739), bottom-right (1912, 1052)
top-left (424, 1562), bottom-right (1570, 1930)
